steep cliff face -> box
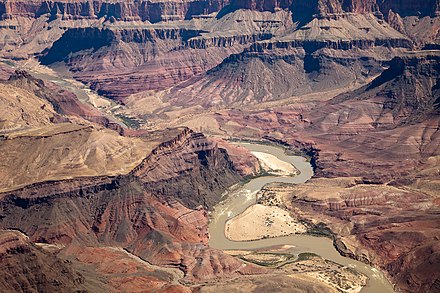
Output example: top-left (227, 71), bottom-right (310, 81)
top-left (230, 0), bottom-right (440, 17)
top-left (0, 127), bottom-right (254, 288)
top-left (378, 0), bottom-right (440, 17)
top-left (3, 0), bottom-right (437, 22)
top-left (0, 179), bottom-right (262, 284)
top-left (341, 0), bottom-right (378, 14)
top-left (258, 178), bottom-right (440, 293)
top-left (8, 0), bottom-right (434, 102)
top-left (290, 0), bottom-right (343, 23)
top-left (332, 52), bottom-right (440, 126)
top-left (132, 129), bottom-right (239, 208)
top-left (160, 11), bottom-right (411, 108)
top-left (207, 51), bottom-right (440, 182)
top-left (0, 230), bottom-right (100, 292)
top-left (38, 9), bottom-right (292, 100)
top-left (164, 48), bottom-right (383, 107)
top-left (0, 0), bottom-right (231, 22)
top-left (229, 0), bottom-right (293, 12)
top-left (39, 26), bottom-right (249, 99)
top-left (298, 53), bottom-right (440, 180)
top-left (5, 70), bottom-right (123, 133)
top-left (0, 127), bottom-right (239, 208)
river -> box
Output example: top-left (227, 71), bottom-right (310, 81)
top-left (208, 142), bottom-right (395, 293)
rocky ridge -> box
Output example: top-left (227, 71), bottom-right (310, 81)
top-left (0, 125), bottom-right (265, 290)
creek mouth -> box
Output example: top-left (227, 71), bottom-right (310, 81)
top-left (209, 142), bottom-right (395, 293)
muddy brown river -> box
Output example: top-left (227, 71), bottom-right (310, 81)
top-left (208, 142), bottom-right (395, 293)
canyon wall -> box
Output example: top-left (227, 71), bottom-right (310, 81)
top-left (228, 0), bottom-right (440, 18)
top-left (0, 127), bottom-right (260, 286)
top-left (0, 0), bottom-right (231, 22)
top-left (2, 0), bottom-right (438, 23)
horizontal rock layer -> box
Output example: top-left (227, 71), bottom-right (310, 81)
top-left (0, 0), bottom-right (230, 22)
top-left (0, 126), bottom-right (259, 289)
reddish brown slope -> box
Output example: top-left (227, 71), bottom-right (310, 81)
top-left (0, 127), bottom-right (264, 290)
top-left (213, 51), bottom-right (440, 293)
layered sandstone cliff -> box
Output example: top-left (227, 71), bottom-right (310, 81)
top-left (0, 126), bottom-right (264, 290)
top-left (0, 0), bottom-right (230, 22)
top-left (2, 0), bottom-right (435, 103)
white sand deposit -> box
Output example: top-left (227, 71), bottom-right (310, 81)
top-left (252, 151), bottom-right (297, 176)
top-left (225, 204), bottom-right (306, 241)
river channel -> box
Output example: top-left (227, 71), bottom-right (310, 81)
top-left (208, 142), bottom-right (395, 293)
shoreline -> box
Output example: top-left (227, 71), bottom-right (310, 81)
top-left (208, 141), bottom-right (396, 293)
top-left (224, 204), bottom-right (307, 241)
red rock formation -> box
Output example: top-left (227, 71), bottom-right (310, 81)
top-left (341, 0), bottom-right (379, 14)
top-left (0, 230), bottom-right (100, 292)
top-left (212, 51), bottom-right (440, 292)
top-left (229, 0), bottom-right (293, 12)
top-left (291, 0), bottom-right (343, 20)
top-left (132, 129), bottom-right (240, 208)
top-left (0, 127), bottom-right (260, 289)
top-left (39, 25), bottom-right (259, 100)
top-left (275, 179), bottom-right (440, 293)
top-left (378, 0), bottom-right (440, 17)
top-left (210, 137), bottom-right (261, 176)
top-left (0, 0), bottom-right (231, 22)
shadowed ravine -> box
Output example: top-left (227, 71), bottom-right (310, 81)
top-left (208, 142), bottom-right (395, 293)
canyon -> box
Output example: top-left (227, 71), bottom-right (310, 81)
top-left (0, 0), bottom-right (439, 292)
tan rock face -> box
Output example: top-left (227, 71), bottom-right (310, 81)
top-left (2, 0), bottom-right (436, 107)
top-left (0, 124), bottom-right (156, 192)
top-left (230, 0), bottom-right (293, 12)
top-left (4, 70), bottom-right (124, 133)
top-left (341, 0), bottom-right (379, 14)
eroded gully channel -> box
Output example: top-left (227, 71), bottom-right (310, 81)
top-left (208, 142), bottom-right (395, 293)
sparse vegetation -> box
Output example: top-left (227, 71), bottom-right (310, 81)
top-left (115, 114), bottom-right (141, 129)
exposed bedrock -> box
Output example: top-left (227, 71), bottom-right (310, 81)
top-left (304, 52), bottom-right (440, 179)
top-left (228, 0), bottom-right (439, 16)
top-left (2, 0), bottom-right (438, 21)
top-left (0, 0), bottom-right (231, 22)
top-left (332, 53), bottom-right (440, 124)
top-left (5, 69), bottom-right (124, 133)
top-left (0, 127), bottom-right (261, 284)
top-left (39, 24), bottom-right (265, 99)
top-left (0, 230), bottom-right (96, 292)
top-left (212, 51), bottom-right (440, 181)
top-left (0, 128), bottom-right (240, 209)
top-left (259, 178), bottom-right (440, 293)
top-left (227, 0), bottom-right (439, 20)
top-left (227, 0), bottom-right (293, 13)
top-left (341, 0), bottom-right (440, 17)
top-left (131, 129), bottom-right (239, 209)
top-left (165, 48), bottom-right (384, 107)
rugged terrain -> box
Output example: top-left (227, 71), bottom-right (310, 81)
top-left (0, 0), bottom-right (439, 292)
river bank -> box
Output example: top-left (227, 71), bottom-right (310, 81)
top-left (208, 142), bottom-right (396, 293)
top-left (225, 204), bottom-right (307, 241)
